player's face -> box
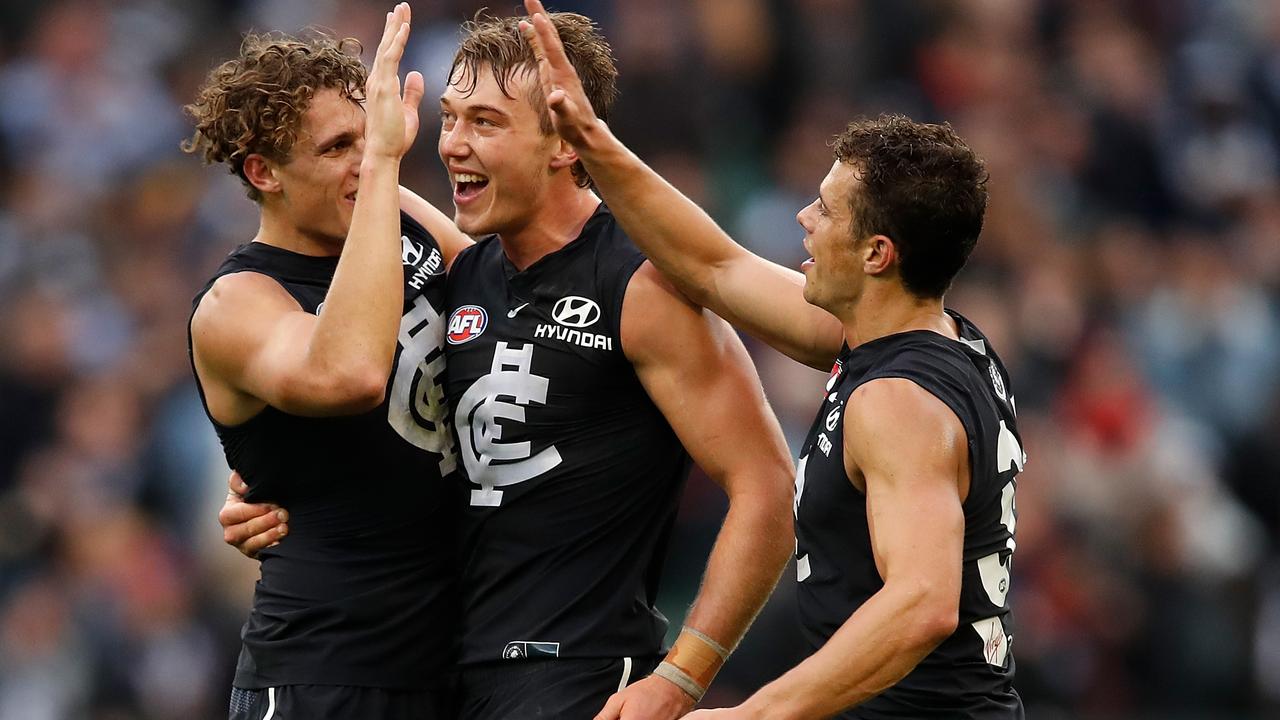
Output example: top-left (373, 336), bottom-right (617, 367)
top-left (272, 88), bottom-right (365, 244)
top-left (797, 161), bottom-right (865, 312)
top-left (438, 64), bottom-right (560, 237)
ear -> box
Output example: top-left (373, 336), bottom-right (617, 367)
top-left (548, 137), bottom-right (579, 171)
top-left (242, 154), bottom-right (282, 196)
top-left (863, 234), bottom-right (897, 277)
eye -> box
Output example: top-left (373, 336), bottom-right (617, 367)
top-left (474, 116), bottom-right (495, 127)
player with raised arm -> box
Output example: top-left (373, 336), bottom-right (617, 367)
top-left (436, 13), bottom-right (794, 720)
top-left (185, 5), bottom-right (468, 718)
top-left (522, 2), bottom-right (1026, 717)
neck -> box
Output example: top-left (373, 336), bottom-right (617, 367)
top-left (497, 185), bottom-right (600, 271)
top-left (254, 204), bottom-right (343, 257)
top-left (836, 282), bottom-right (956, 348)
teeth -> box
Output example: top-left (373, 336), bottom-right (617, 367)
top-left (454, 173), bottom-right (487, 184)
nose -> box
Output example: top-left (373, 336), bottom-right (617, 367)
top-left (796, 202), bottom-right (815, 233)
top-left (438, 122), bottom-right (469, 160)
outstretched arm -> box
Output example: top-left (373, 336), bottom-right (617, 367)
top-left (519, 1), bottom-right (843, 370)
top-left (594, 263), bottom-right (794, 720)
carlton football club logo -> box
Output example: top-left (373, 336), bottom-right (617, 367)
top-left (447, 305), bottom-right (488, 344)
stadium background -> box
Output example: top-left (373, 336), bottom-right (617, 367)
top-left (1, 0), bottom-right (1278, 717)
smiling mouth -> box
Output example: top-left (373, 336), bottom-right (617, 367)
top-left (344, 191), bottom-right (357, 203)
top-left (453, 172), bottom-right (490, 202)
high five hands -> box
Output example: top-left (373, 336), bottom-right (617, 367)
top-left (519, 0), bottom-right (604, 150)
top-left (366, 2), bottom-right (425, 159)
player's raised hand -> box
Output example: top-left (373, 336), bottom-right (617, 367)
top-left (365, 2), bottom-right (425, 159)
top-left (519, 0), bottom-right (602, 147)
top-left (219, 470), bottom-right (288, 558)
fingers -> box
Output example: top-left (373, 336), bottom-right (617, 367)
top-left (218, 496), bottom-right (280, 527)
top-left (372, 3), bottom-right (411, 75)
top-left (593, 693), bottom-right (625, 720)
top-left (220, 500), bottom-right (288, 558)
top-left (228, 470), bottom-right (249, 497)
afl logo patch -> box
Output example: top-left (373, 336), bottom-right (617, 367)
top-left (551, 296), bottom-right (601, 328)
top-left (447, 305), bottom-right (488, 344)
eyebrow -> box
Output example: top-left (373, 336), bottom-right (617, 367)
top-left (439, 98), bottom-right (510, 118)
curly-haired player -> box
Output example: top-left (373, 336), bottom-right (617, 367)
top-left (522, 1), bottom-right (1026, 716)
top-left (185, 6), bottom-right (470, 719)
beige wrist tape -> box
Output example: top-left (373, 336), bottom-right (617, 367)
top-left (655, 627), bottom-right (732, 701)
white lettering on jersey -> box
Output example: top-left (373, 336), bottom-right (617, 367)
top-left (817, 433), bottom-right (833, 457)
top-left (533, 323), bottom-right (613, 350)
top-left (455, 342), bottom-right (563, 506)
top-left (388, 295), bottom-right (457, 475)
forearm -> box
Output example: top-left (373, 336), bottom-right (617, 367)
top-left (309, 156), bottom-right (404, 379)
top-left (743, 585), bottom-right (953, 719)
top-left (575, 120), bottom-right (745, 310)
top-left (682, 486), bottom-right (792, 658)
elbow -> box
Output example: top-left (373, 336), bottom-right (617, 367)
top-left (893, 580), bottom-right (959, 651)
top-left (921, 606), bottom-right (959, 646)
top-left (285, 363), bottom-right (387, 414)
top-left (334, 366), bottom-right (387, 411)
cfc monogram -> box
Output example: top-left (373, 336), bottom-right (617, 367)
top-left (455, 342), bottom-right (563, 506)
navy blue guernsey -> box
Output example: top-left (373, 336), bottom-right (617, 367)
top-left (188, 212), bottom-right (459, 689)
top-left (443, 204), bottom-right (691, 665)
top-left (794, 310), bottom-right (1025, 718)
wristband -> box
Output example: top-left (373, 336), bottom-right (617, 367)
top-left (654, 626), bottom-right (732, 701)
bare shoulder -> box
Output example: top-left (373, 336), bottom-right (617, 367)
top-left (620, 260), bottom-right (707, 363)
top-left (845, 377), bottom-right (967, 468)
top-left (193, 271), bottom-right (298, 333)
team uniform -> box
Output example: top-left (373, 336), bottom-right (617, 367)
top-left (443, 204), bottom-right (690, 719)
top-left (188, 213), bottom-right (459, 720)
top-left (794, 310), bottom-right (1026, 719)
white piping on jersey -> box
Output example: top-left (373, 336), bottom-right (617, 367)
top-left (618, 657), bottom-right (634, 691)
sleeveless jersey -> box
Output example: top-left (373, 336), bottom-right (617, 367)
top-left (188, 212), bottom-right (459, 689)
top-left (443, 204), bottom-right (691, 665)
top-left (794, 310), bottom-right (1025, 718)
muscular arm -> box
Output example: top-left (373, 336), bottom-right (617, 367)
top-left (735, 379), bottom-right (967, 719)
top-left (598, 262), bottom-right (794, 719)
top-left (191, 7), bottom-right (423, 421)
top-left (399, 185), bottom-right (474, 268)
top-left (520, 1), bottom-right (844, 370)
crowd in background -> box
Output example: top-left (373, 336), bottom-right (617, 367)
top-left (0, 0), bottom-right (1278, 718)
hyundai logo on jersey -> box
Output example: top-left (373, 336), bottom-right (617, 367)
top-left (447, 306), bottom-right (488, 344)
top-left (551, 296), bottom-right (601, 328)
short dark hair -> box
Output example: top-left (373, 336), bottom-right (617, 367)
top-left (182, 32), bottom-right (367, 202)
top-left (832, 115), bottom-right (988, 298)
top-left (451, 11), bottom-right (618, 188)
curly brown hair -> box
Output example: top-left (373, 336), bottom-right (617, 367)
top-left (182, 32), bottom-right (367, 202)
top-left (832, 115), bottom-right (989, 298)
top-left (451, 11), bottom-right (618, 188)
